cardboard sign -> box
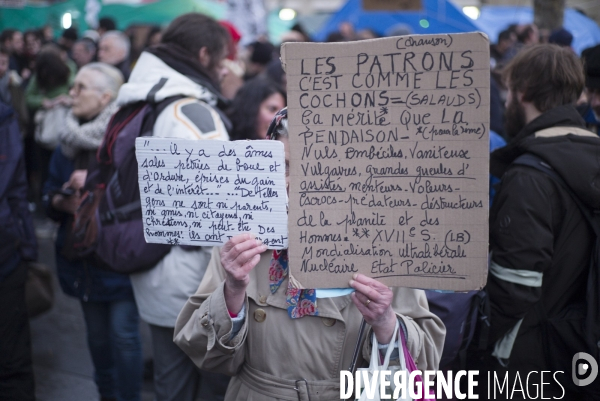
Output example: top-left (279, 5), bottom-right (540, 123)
top-left (281, 33), bottom-right (490, 291)
top-left (363, 0), bottom-right (422, 11)
top-left (135, 138), bottom-right (288, 248)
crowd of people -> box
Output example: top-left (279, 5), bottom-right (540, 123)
top-left (0, 9), bottom-right (600, 401)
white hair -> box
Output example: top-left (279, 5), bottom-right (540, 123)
top-left (101, 30), bottom-right (130, 57)
top-left (80, 62), bottom-right (124, 100)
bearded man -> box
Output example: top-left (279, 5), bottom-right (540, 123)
top-left (581, 44), bottom-right (600, 134)
top-left (480, 44), bottom-right (600, 399)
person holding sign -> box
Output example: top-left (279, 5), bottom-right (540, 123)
top-left (174, 110), bottom-right (445, 400)
top-left (43, 63), bottom-right (145, 401)
top-left (115, 13), bottom-right (232, 401)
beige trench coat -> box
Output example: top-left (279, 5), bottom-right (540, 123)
top-left (174, 248), bottom-right (445, 401)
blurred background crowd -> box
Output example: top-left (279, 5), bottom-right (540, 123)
top-left (0, 0), bottom-right (599, 400)
top-left (1, 0), bottom-right (599, 213)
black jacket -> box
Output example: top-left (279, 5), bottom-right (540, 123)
top-left (488, 105), bottom-right (600, 369)
top-left (0, 103), bottom-right (37, 282)
top-left (115, 58), bottom-right (131, 82)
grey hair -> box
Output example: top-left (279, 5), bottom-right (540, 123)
top-left (276, 117), bottom-right (289, 139)
top-left (80, 62), bottom-right (124, 100)
top-left (101, 30), bottom-right (130, 57)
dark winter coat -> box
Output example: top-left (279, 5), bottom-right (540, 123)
top-left (488, 105), bottom-right (600, 372)
top-left (0, 102), bottom-right (37, 282)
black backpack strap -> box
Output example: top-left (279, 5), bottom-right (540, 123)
top-left (102, 95), bottom-right (188, 223)
top-left (140, 95), bottom-right (187, 137)
top-left (458, 291), bottom-right (482, 368)
top-left (348, 319), bottom-right (367, 374)
top-left (99, 201), bottom-right (142, 224)
top-left (512, 153), bottom-right (600, 236)
top-left (474, 290), bottom-right (491, 351)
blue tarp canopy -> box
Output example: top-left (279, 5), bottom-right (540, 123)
top-left (313, 0), bottom-right (480, 42)
top-left (473, 6), bottom-right (600, 55)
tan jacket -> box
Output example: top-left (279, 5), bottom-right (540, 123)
top-left (174, 248), bottom-right (445, 401)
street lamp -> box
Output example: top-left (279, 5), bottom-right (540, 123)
top-left (279, 8), bottom-right (296, 21)
top-left (462, 6), bottom-right (480, 20)
top-left (62, 12), bottom-right (72, 29)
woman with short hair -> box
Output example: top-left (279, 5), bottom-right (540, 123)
top-left (43, 62), bottom-right (143, 401)
top-left (174, 109), bottom-right (445, 400)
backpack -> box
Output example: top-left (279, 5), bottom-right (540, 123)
top-left (68, 97), bottom-right (182, 274)
top-left (429, 133), bottom-right (507, 370)
top-left (426, 289), bottom-right (490, 370)
top-left (512, 153), bottom-right (600, 395)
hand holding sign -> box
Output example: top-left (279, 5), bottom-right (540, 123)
top-left (350, 273), bottom-right (397, 344)
top-left (221, 233), bottom-right (267, 314)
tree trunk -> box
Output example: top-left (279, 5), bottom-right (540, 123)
top-left (534, 0), bottom-right (565, 31)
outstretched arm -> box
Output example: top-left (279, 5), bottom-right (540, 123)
top-left (174, 235), bottom-right (266, 376)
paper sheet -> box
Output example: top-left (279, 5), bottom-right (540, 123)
top-left (135, 138), bottom-right (288, 248)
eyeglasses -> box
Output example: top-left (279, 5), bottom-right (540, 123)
top-left (70, 82), bottom-right (102, 95)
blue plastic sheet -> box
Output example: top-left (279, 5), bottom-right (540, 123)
top-left (313, 0), bottom-right (479, 42)
top-left (474, 6), bottom-right (600, 55)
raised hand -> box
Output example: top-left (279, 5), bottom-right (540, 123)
top-left (66, 169), bottom-right (87, 191)
top-left (220, 234), bottom-right (267, 314)
top-left (349, 274), bottom-right (397, 344)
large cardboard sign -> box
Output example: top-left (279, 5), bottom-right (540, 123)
top-left (281, 33), bottom-right (490, 291)
top-left (135, 138), bottom-right (288, 248)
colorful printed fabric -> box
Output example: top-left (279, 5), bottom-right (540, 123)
top-left (269, 249), bottom-right (318, 319)
top-left (266, 108), bottom-right (318, 319)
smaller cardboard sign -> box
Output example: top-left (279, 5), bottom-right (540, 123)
top-left (135, 138), bottom-right (288, 248)
top-left (363, 0), bottom-right (422, 11)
